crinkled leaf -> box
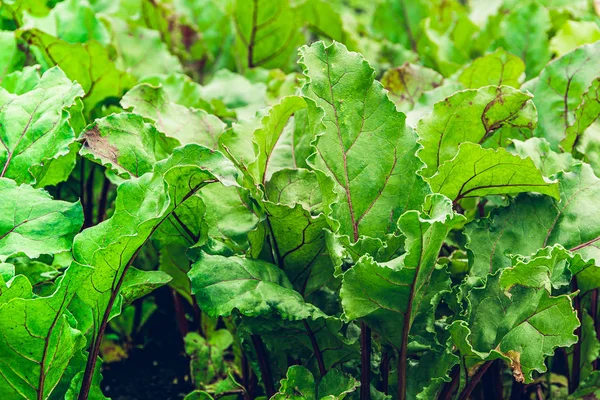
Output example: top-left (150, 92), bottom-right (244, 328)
top-left (189, 252), bottom-right (324, 321)
top-left (466, 163), bottom-right (600, 278)
top-left (248, 95), bottom-right (307, 185)
top-left (510, 137), bottom-right (577, 177)
top-left (0, 66), bottom-right (84, 184)
top-left (300, 41), bottom-right (429, 241)
top-left (340, 195), bottom-right (464, 349)
top-left (1, 65), bottom-right (41, 95)
top-left (449, 265), bottom-right (579, 383)
top-left (427, 143), bottom-right (559, 202)
top-left (526, 41), bottom-right (600, 148)
top-left (80, 112), bottom-right (179, 178)
top-left (0, 178), bottom-right (83, 261)
top-left (121, 83), bottom-right (226, 149)
top-left (417, 85), bottom-right (537, 178)
top-left (0, 263), bottom-right (92, 399)
top-left (561, 77), bottom-right (600, 153)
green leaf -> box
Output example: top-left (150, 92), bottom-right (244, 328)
top-left (22, 0), bottom-right (111, 45)
top-left (450, 264), bottom-right (579, 383)
top-left (233, 0), bottom-right (303, 70)
top-left (340, 195), bottom-right (464, 349)
top-left (300, 41), bottom-right (429, 241)
top-left (417, 85), bottom-right (537, 178)
top-left (1, 65), bottom-right (41, 95)
top-left (169, 0), bottom-right (235, 76)
top-left (185, 330), bottom-right (233, 388)
top-left (550, 21), bottom-right (600, 57)
top-left (561, 77), bottom-right (600, 153)
top-left (459, 48), bottom-right (525, 89)
top-left (510, 137), bottom-right (577, 177)
top-left (465, 163), bottom-right (600, 279)
top-left (121, 84), bottom-right (226, 149)
top-left (491, 1), bottom-right (551, 79)
top-left (80, 112), bottom-right (179, 178)
top-left (273, 365), bottom-right (315, 399)
top-left (371, 0), bottom-right (427, 52)
top-left (0, 66), bottom-right (84, 184)
top-left (273, 365), bottom-right (359, 399)
top-left (317, 368), bottom-right (359, 399)
top-left (426, 143), bottom-right (559, 202)
top-left (73, 144), bottom-right (238, 345)
top-left (526, 41), bottom-right (600, 148)
top-left (139, 73), bottom-right (211, 111)
top-left (248, 95), bottom-right (307, 185)
top-left (197, 184), bottom-right (261, 255)
top-left (0, 30), bottom-right (25, 80)
top-left (189, 252), bottom-right (324, 321)
top-left (263, 169), bottom-right (328, 292)
top-left (20, 29), bottom-right (136, 111)
top-left (0, 178), bottom-right (83, 261)
top-left (0, 263), bottom-right (93, 399)
top-left (381, 63), bottom-right (444, 112)
top-left (200, 69), bottom-right (267, 120)
top-left (570, 371), bottom-right (600, 399)
top-left (300, 0), bottom-right (357, 50)
top-left (120, 267), bottom-right (172, 305)
top-left (110, 18), bottom-right (183, 79)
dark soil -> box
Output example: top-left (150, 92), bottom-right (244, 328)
top-left (101, 287), bottom-right (195, 400)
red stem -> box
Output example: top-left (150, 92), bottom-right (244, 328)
top-left (438, 367), bottom-right (459, 400)
top-left (360, 323), bottom-right (372, 399)
top-left (250, 334), bottom-right (275, 397)
top-left (171, 289), bottom-right (189, 341)
top-left (303, 320), bottom-right (326, 377)
top-left (458, 360), bottom-right (493, 400)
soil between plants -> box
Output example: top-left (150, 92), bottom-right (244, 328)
top-left (101, 287), bottom-right (194, 400)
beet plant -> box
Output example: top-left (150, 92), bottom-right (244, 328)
top-left (1, 0), bottom-right (600, 399)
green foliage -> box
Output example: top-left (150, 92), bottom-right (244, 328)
top-left (0, 1), bottom-right (599, 399)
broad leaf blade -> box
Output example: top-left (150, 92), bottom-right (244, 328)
top-left (427, 143), bottom-right (559, 202)
top-left (0, 178), bottom-right (83, 261)
top-left (0, 66), bottom-right (84, 184)
top-left (300, 41), bottom-right (429, 241)
top-left (417, 85), bottom-right (537, 178)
